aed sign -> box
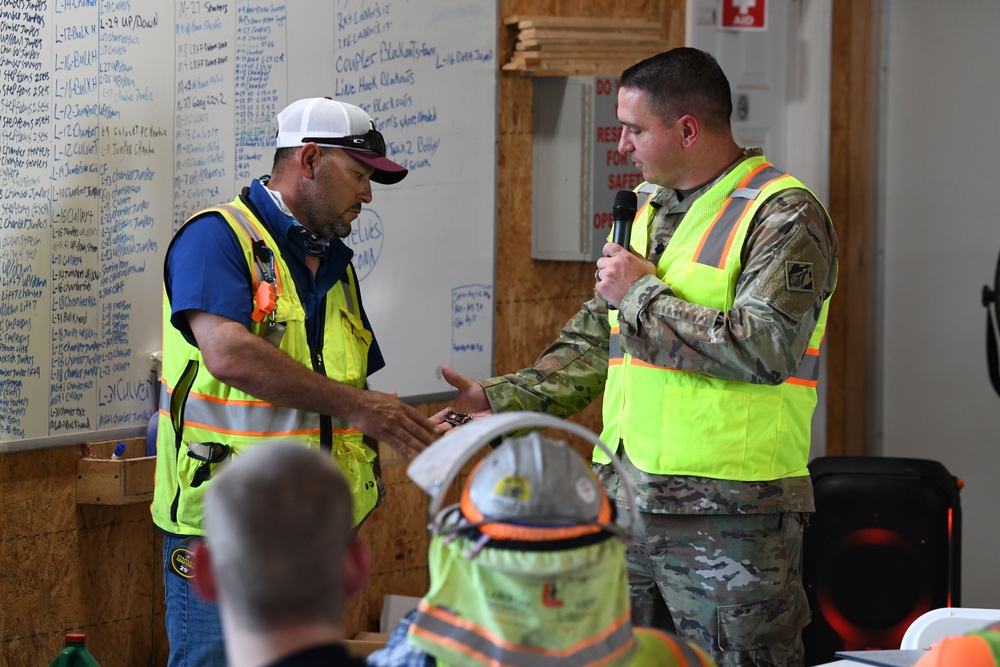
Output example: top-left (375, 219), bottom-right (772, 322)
top-left (719, 0), bottom-right (767, 31)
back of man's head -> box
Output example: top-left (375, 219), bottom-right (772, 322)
top-left (203, 442), bottom-right (355, 630)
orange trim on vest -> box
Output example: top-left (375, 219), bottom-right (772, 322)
top-left (413, 600), bottom-right (635, 662)
top-left (692, 162), bottom-right (769, 266)
top-left (724, 172), bottom-right (792, 260)
top-left (180, 419), bottom-right (324, 438)
top-left (628, 358), bottom-right (697, 373)
top-left (408, 625), bottom-right (508, 667)
top-left (212, 203), bottom-right (285, 297)
top-left (187, 390), bottom-right (281, 407)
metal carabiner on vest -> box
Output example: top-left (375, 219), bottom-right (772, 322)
top-left (264, 315), bottom-right (286, 347)
top-left (251, 240), bottom-right (279, 324)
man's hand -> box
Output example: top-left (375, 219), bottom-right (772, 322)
top-left (186, 310), bottom-right (437, 459)
top-left (349, 390), bottom-right (438, 459)
top-left (595, 242), bottom-right (655, 308)
top-left (431, 365), bottom-right (493, 433)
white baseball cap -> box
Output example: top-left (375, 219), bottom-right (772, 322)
top-left (275, 97), bottom-right (407, 185)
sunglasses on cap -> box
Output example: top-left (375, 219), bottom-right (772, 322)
top-left (301, 128), bottom-right (386, 157)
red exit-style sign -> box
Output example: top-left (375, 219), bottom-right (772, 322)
top-left (719, 0), bottom-right (767, 31)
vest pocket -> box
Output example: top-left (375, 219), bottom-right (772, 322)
top-left (332, 437), bottom-right (378, 527)
top-left (337, 307), bottom-right (373, 386)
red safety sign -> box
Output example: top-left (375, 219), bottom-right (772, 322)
top-left (719, 0), bottom-right (767, 31)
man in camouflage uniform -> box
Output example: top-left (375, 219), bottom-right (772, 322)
top-left (434, 47), bottom-right (837, 667)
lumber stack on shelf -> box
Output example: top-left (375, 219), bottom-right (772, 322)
top-left (503, 15), bottom-right (670, 77)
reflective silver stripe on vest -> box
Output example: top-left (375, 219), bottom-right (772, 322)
top-left (411, 609), bottom-right (635, 667)
top-left (609, 330), bottom-right (623, 360)
top-left (694, 165), bottom-right (788, 268)
top-left (340, 276), bottom-right (356, 315)
top-left (609, 333), bottom-right (821, 385)
top-left (213, 203), bottom-right (269, 286)
top-left (635, 182), bottom-right (659, 212)
top-left (790, 350), bottom-right (821, 384)
top-left (160, 387), bottom-right (354, 436)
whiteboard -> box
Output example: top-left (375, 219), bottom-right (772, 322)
top-left (0, 0), bottom-right (497, 452)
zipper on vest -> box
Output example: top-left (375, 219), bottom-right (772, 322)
top-left (169, 359), bottom-right (200, 524)
top-left (311, 348), bottom-right (333, 453)
top-left (314, 292), bottom-right (333, 452)
top-left (621, 356), bottom-right (632, 447)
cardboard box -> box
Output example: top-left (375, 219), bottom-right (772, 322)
top-left (380, 594), bottom-right (422, 633)
top-left (77, 455), bottom-right (156, 505)
top-left (344, 632), bottom-right (389, 657)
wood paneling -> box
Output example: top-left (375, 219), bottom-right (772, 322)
top-left (826, 0), bottom-right (881, 457)
top-left (0, 438), bottom-right (162, 666)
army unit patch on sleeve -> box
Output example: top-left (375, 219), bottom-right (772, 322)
top-left (785, 261), bottom-right (815, 293)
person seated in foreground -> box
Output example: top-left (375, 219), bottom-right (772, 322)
top-left (191, 441), bottom-right (371, 667)
top-left (367, 413), bottom-right (718, 667)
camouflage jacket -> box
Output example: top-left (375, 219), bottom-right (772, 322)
top-left (483, 149), bottom-right (837, 514)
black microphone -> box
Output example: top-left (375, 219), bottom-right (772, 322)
top-left (612, 190), bottom-right (637, 248)
top-left (607, 190), bottom-right (638, 311)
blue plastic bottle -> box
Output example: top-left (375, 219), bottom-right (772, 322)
top-left (48, 633), bottom-right (101, 666)
top-left (146, 412), bottom-right (158, 457)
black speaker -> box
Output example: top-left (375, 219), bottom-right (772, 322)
top-left (802, 456), bottom-right (962, 666)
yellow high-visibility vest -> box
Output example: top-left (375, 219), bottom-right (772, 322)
top-left (409, 534), bottom-right (715, 666)
top-left (597, 157), bottom-right (832, 480)
top-left (152, 198), bottom-right (378, 535)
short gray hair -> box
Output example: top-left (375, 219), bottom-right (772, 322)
top-left (203, 441), bottom-right (355, 629)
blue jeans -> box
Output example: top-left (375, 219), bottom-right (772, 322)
top-left (162, 534), bottom-right (228, 667)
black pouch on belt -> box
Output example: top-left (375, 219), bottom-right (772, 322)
top-left (187, 441), bottom-right (231, 488)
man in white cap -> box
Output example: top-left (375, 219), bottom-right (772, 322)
top-left (153, 97), bottom-right (437, 666)
top-left (368, 413), bottom-right (718, 667)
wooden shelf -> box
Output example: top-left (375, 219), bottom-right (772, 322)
top-left (77, 455), bottom-right (156, 505)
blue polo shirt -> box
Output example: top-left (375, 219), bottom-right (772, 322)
top-left (165, 178), bottom-right (385, 375)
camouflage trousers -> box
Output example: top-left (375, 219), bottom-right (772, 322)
top-left (626, 511), bottom-right (811, 667)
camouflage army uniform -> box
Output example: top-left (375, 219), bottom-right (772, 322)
top-left (482, 148), bottom-right (837, 667)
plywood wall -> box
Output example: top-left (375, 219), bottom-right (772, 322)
top-left (0, 437), bottom-right (164, 666)
top-left (0, 2), bottom-right (682, 664)
top-left (346, 0), bottom-right (684, 636)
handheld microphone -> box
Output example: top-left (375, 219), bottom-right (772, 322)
top-left (607, 190), bottom-right (638, 311)
top-left (612, 190), bottom-right (637, 248)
